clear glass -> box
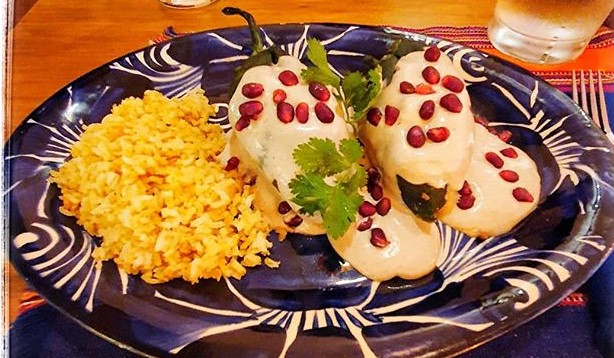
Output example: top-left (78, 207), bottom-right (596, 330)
top-left (158, 0), bottom-right (218, 9)
top-left (488, 0), bottom-right (614, 64)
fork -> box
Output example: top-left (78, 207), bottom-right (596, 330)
top-left (571, 70), bottom-right (614, 143)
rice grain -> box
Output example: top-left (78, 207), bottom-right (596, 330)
top-left (50, 90), bottom-right (275, 284)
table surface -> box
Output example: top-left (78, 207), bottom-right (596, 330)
top-left (6, 0), bottom-right (499, 324)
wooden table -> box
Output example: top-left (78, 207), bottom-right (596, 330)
top-left (6, 0), bottom-right (497, 324)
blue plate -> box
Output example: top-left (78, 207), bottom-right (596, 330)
top-left (6, 24), bottom-right (614, 357)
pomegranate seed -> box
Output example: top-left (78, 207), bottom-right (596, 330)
top-left (277, 102), bottom-right (294, 123)
top-left (384, 105), bottom-right (400, 125)
top-left (370, 228), bottom-right (389, 248)
top-left (295, 102), bottom-right (309, 123)
top-left (407, 125), bottom-right (426, 148)
top-left (235, 116), bottom-right (250, 131)
top-left (239, 100), bottom-right (264, 118)
top-left (308, 82), bottom-right (330, 101)
top-left (278, 201), bottom-right (292, 214)
top-left (357, 217), bottom-right (373, 231)
top-left (225, 156), bottom-right (240, 171)
top-left (241, 82), bottom-right (264, 98)
top-left (499, 170), bottom-right (519, 182)
top-left (376, 197), bottom-right (391, 216)
top-left (497, 130), bottom-right (513, 143)
top-left (459, 180), bottom-right (472, 196)
top-left (424, 46), bottom-right (441, 62)
top-left (278, 70), bottom-right (299, 86)
top-left (500, 147), bottom-right (518, 158)
top-left (441, 75), bottom-right (465, 93)
top-left (367, 167), bottom-right (380, 186)
top-left (512, 187), bottom-right (534, 203)
top-left (474, 116), bottom-right (490, 127)
top-left (369, 184), bottom-right (383, 201)
top-left (422, 66), bottom-right (440, 85)
top-left (415, 83), bottom-right (435, 95)
top-left (366, 107), bottom-right (382, 126)
top-left (285, 215), bottom-right (303, 227)
top-left (315, 102), bottom-right (335, 123)
top-left (426, 127), bottom-right (450, 142)
top-left (439, 94), bottom-right (463, 113)
top-left (272, 89), bottom-right (287, 104)
top-left (419, 100), bottom-right (435, 120)
top-left (359, 201), bottom-right (377, 217)
top-left (400, 81), bottom-right (415, 94)
top-left (485, 152), bottom-right (504, 168)
top-left (457, 194), bottom-right (476, 210)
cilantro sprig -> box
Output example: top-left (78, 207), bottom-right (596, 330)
top-left (301, 39), bottom-right (341, 89)
top-left (301, 38), bottom-right (381, 124)
top-left (341, 68), bottom-right (381, 120)
top-left (289, 138), bottom-right (366, 239)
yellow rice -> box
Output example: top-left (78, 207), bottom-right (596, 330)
top-left (49, 90), bottom-right (276, 284)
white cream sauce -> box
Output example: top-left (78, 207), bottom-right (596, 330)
top-left (359, 51), bottom-right (475, 192)
top-left (224, 50), bottom-right (541, 282)
top-left (227, 56), bottom-right (352, 233)
top-left (330, 195), bottom-right (440, 281)
top-left (438, 125), bottom-right (541, 238)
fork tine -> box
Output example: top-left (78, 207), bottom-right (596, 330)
top-left (598, 71), bottom-right (610, 126)
top-left (597, 71), bottom-right (614, 142)
top-left (572, 70), bottom-right (579, 103)
top-left (580, 70), bottom-right (589, 113)
top-left (588, 70), bottom-right (603, 129)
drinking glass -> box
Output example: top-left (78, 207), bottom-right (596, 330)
top-left (488, 0), bottom-right (614, 64)
top-left (158, 0), bottom-right (218, 8)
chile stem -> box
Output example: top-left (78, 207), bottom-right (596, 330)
top-left (222, 7), bottom-right (265, 53)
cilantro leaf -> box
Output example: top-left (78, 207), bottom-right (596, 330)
top-left (292, 138), bottom-right (365, 178)
top-left (321, 186), bottom-right (363, 239)
top-left (289, 137), bottom-right (366, 239)
top-left (288, 173), bottom-right (330, 215)
top-left (300, 38), bottom-right (381, 126)
top-left (338, 163), bottom-right (366, 193)
top-left (341, 67), bottom-right (381, 120)
top-left (301, 38), bottom-right (340, 89)
top-left (339, 138), bottom-right (363, 163)
top-left (292, 138), bottom-right (348, 176)
top-left (340, 72), bottom-right (364, 100)
top-left (301, 67), bottom-right (340, 89)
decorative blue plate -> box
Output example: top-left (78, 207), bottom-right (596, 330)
top-left (6, 24), bottom-right (614, 358)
